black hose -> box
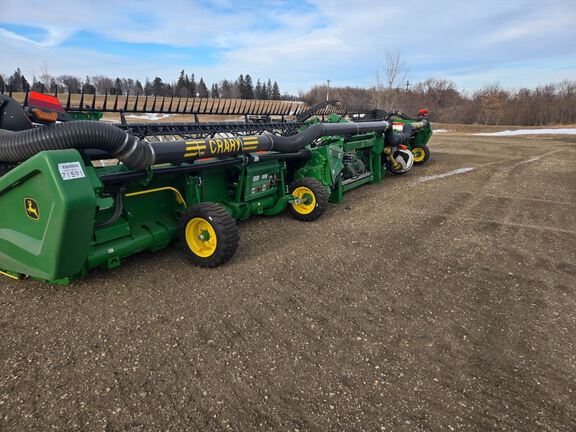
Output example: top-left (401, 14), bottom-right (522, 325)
top-left (384, 123), bottom-right (413, 146)
top-left (256, 121), bottom-right (390, 153)
top-left (0, 121), bottom-right (155, 170)
top-left (95, 191), bottom-right (124, 228)
top-left (388, 110), bottom-right (421, 121)
top-left (0, 119), bottom-right (393, 170)
top-left (149, 120), bottom-right (391, 165)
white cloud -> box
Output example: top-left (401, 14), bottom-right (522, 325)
top-left (1, 0), bottom-right (575, 92)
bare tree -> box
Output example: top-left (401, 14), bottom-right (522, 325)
top-left (372, 50), bottom-right (408, 111)
top-left (39, 62), bottom-right (52, 90)
top-left (473, 83), bottom-right (508, 125)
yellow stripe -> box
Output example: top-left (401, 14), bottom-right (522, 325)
top-left (186, 146), bottom-right (206, 151)
top-left (184, 152), bottom-right (198, 158)
top-left (125, 187), bottom-right (186, 206)
top-left (0, 270), bottom-right (19, 280)
top-left (243, 139), bottom-right (258, 144)
top-left (243, 144), bottom-right (258, 148)
top-left (185, 140), bottom-right (207, 145)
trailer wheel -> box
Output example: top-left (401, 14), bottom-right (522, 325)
top-left (179, 203), bottom-right (239, 267)
top-left (288, 177), bottom-right (328, 221)
top-left (411, 145), bottom-right (430, 165)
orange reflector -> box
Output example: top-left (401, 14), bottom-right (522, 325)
top-left (31, 108), bottom-right (58, 122)
top-left (399, 144), bottom-right (408, 150)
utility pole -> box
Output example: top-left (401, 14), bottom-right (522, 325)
top-left (405, 80), bottom-right (410, 92)
top-left (326, 80), bottom-right (331, 101)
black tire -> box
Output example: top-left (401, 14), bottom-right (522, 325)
top-left (288, 177), bottom-right (329, 221)
top-left (178, 202), bottom-right (239, 267)
top-left (411, 145), bottom-right (430, 165)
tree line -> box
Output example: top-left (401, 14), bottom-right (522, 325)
top-left (302, 79), bottom-right (576, 126)
top-left (3, 67), bottom-right (575, 125)
top-left (0, 68), bottom-right (287, 100)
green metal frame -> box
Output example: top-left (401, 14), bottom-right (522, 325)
top-left (0, 115), bottom-right (433, 284)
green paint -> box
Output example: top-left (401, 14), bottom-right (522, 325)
top-left (0, 116), bottom-right (433, 283)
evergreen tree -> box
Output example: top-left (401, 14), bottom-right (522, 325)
top-left (236, 74), bottom-right (246, 98)
top-left (31, 76), bottom-right (43, 92)
top-left (162, 83), bottom-right (173, 97)
top-left (113, 77), bottom-right (123, 95)
top-left (176, 70), bottom-right (189, 97)
top-left (82, 76), bottom-right (95, 94)
top-left (188, 73), bottom-right (197, 96)
top-left (271, 81), bottom-right (281, 100)
top-left (0, 75), bottom-right (4, 92)
top-left (220, 79), bottom-right (232, 98)
top-left (9, 68), bottom-right (28, 92)
top-left (197, 78), bottom-right (209, 97)
top-left (134, 80), bottom-right (144, 94)
top-left (266, 78), bottom-right (273, 99)
top-left (144, 78), bottom-right (152, 95)
top-left (244, 74), bottom-right (254, 99)
top-left (151, 77), bottom-right (164, 96)
top-left (255, 79), bottom-right (263, 99)
top-left (210, 83), bottom-right (220, 98)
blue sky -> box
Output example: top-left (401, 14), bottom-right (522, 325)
top-left (1, 0), bottom-right (575, 93)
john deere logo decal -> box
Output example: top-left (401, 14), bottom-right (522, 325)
top-left (24, 198), bottom-right (40, 221)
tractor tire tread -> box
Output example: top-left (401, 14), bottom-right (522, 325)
top-left (179, 202), bottom-right (239, 267)
top-left (288, 177), bottom-right (329, 222)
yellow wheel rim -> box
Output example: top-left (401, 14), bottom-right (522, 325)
top-left (185, 217), bottom-right (217, 257)
top-left (412, 147), bottom-right (425, 162)
top-left (291, 186), bottom-right (316, 215)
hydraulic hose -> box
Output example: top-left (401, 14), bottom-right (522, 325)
top-left (385, 123), bottom-right (413, 146)
top-left (388, 110), bottom-right (422, 121)
top-left (95, 191), bottom-right (124, 228)
top-left (151, 121), bottom-right (391, 165)
top-left (0, 121), bottom-right (154, 170)
top-left (0, 119), bottom-right (403, 170)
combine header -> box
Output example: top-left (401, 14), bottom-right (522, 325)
top-left (0, 91), bottom-right (432, 284)
top-left (2, 86), bottom-right (347, 123)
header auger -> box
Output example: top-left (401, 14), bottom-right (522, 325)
top-left (0, 92), bottom-right (432, 284)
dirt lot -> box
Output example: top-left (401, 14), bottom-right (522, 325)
top-left (1, 131), bottom-right (575, 431)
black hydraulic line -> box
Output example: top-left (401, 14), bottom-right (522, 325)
top-left (0, 121), bottom-right (154, 170)
top-left (0, 112), bottom-right (396, 171)
top-left (150, 120), bottom-right (390, 165)
top-left (383, 120), bottom-right (429, 146)
top-left (387, 109), bottom-right (423, 121)
top-left (95, 191), bottom-right (124, 228)
top-left (384, 123), bottom-right (412, 147)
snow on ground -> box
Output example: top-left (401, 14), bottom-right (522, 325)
top-left (125, 113), bottom-right (175, 121)
top-left (474, 128), bottom-right (576, 136)
top-left (412, 167), bottom-right (474, 185)
top-left (432, 129), bottom-right (452, 133)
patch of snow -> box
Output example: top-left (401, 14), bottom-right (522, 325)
top-left (432, 129), bottom-right (452, 133)
top-left (412, 167), bottom-right (474, 185)
top-left (125, 113), bottom-right (175, 121)
top-left (474, 128), bottom-right (576, 136)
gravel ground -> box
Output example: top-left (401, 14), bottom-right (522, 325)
top-left (1, 133), bottom-right (575, 431)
